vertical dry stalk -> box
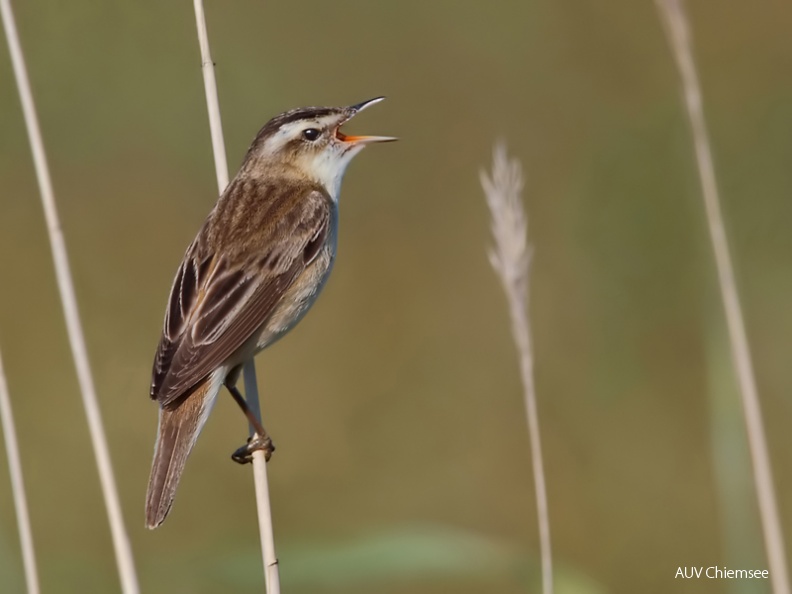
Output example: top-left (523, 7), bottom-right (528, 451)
top-left (481, 144), bottom-right (552, 594)
top-left (243, 363), bottom-right (281, 592)
top-left (0, 2), bottom-right (140, 592)
top-left (192, 2), bottom-right (280, 591)
top-left (655, 2), bottom-right (790, 592)
top-left (0, 348), bottom-right (40, 594)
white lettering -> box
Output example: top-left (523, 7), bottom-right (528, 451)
top-left (680, 565), bottom-right (769, 579)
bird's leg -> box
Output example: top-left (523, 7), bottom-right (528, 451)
top-left (225, 382), bottom-right (275, 465)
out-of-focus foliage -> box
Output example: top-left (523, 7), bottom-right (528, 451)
top-left (0, 1), bottom-right (790, 592)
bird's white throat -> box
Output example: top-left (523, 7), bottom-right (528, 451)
top-left (308, 145), bottom-right (365, 202)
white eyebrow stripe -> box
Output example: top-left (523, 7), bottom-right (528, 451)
top-left (262, 115), bottom-right (340, 154)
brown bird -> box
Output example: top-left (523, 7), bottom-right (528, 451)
top-left (145, 97), bottom-right (395, 528)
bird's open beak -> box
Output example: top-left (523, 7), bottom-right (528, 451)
top-left (336, 97), bottom-right (397, 144)
top-left (337, 132), bottom-right (397, 144)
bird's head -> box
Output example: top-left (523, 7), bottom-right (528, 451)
top-left (245, 97), bottom-right (396, 199)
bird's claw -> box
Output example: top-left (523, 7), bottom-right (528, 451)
top-left (231, 434), bottom-right (275, 465)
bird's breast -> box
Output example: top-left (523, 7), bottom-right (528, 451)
top-left (256, 222), bottom-right (338, 351)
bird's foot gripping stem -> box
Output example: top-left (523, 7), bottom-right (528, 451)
top-left (232, 433), bottom-right (275, 465)
top-left (225, 381), bottom-right (275, 464)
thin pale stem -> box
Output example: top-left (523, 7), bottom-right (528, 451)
top-left (192, 2), bottom-right (279, 591)
top-left (0, 349), bottom-right (40, 594)
top-left (655, 2), bottom-right (789, 592)
top-left (245, 365), bottom-right (281, 593)
top-left (482, 145), bottom-right (553, 594)
top-left (0, 2), bottom-right (139, 592)
top-left (507, 261), bottom-right (553, 594)
top-left (192, 0), bottom-right (229, 192)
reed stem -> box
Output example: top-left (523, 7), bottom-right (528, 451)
top-left (0, 2), bottom-right (139, 591)
top-left (482, 144), bottom-right (553, 594)
top-left (0, 348), bottom-right (40, 594)
top-left (655, 2), bottom-right (790, 591)
top-left (191, 3), bottom-right (280, 591)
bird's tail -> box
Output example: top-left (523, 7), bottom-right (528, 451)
top-left (145, 376), bottom-right (218, 529)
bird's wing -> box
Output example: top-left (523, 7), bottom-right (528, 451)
top-left (151, 185), bottom-right (331, 408)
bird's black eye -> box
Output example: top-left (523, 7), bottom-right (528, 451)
top-left (302, 128), bottom-right (320, 141)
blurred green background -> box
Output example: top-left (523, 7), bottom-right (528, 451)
top-left (1, 1), bottom-right (791, 592)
